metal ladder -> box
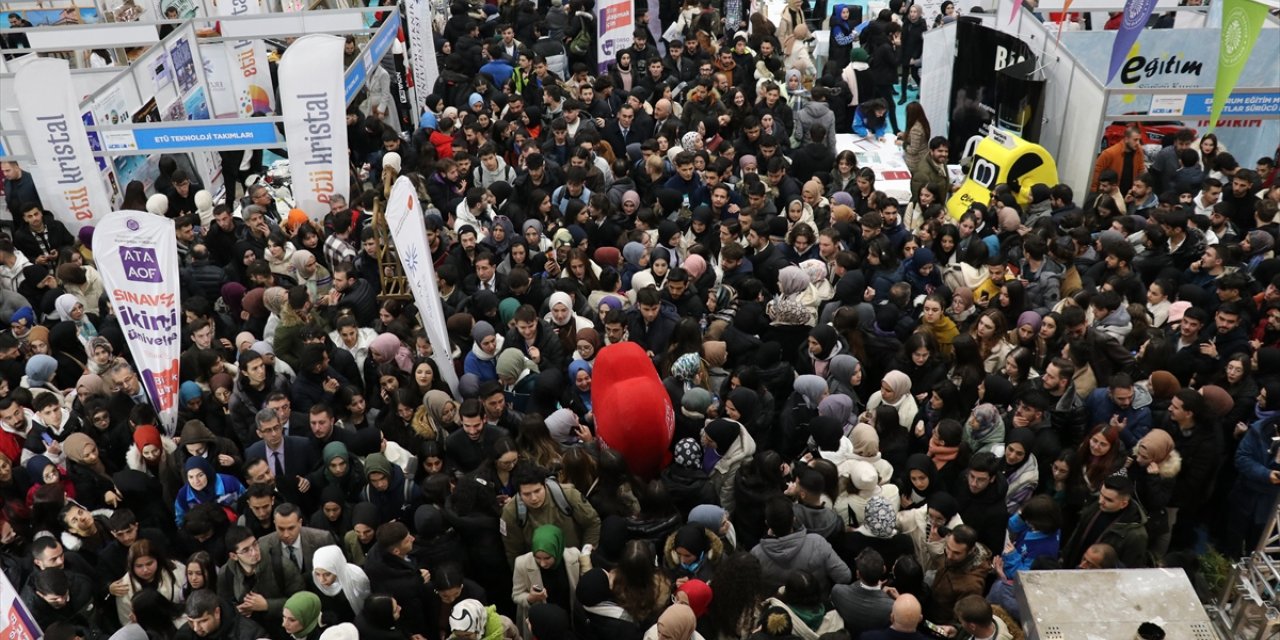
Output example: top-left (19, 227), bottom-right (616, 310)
top-left (1211, 495), bottom-right (1280, 639)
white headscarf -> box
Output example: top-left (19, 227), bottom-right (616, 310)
top-left (55, 294), bottom-right (81, 322)
top-left (311, 545), bottom-right (370, 612)
top-left (450, 599), bottom-right (488, 635)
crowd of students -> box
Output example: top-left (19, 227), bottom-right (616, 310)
top-left (2, 0), bottom-right (1280, 639)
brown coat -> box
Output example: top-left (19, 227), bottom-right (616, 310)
top-left (927, 545), bottom-right (992, 624)
top-left (1091, 141), bottom-right (1145, 192)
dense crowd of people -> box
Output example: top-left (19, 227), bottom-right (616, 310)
top-left (2, 1), bottom-right (1280, 639)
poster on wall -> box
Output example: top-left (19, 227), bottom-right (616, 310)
top-left (595, 0), bottom-right (633, 74)
top-left (165, 99), bottom-right (186, 121)
top-left (183, 87), bottom-right (211, 120)
top-left (83, 111), bottom-right (123, 206)
top-left (3, 5), bottom-right (100, 26)
top-left (169, 36), bottom-right (198, 93)
top-left (157, 0), bottom-right (201, 19)
top-left (133, 98), bottom-right (163, 123)
top-left (94, 84), bottom-right (133, 126)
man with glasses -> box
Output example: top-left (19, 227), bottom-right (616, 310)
top-left (218, 525), bottom-right (302, 631)
top-left (245, 408), bottom-right (317, 508)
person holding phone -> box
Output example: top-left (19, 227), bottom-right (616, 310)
top-left (512, 524), bottom-right (586, 635)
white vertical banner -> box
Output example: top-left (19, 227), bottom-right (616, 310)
top-left (202, 46), bottom-right (240, 118)
top-left (95, 211), bottom-right (182, 435)
top-left (405, 0), bottom-right (439, 120)
top-left (596, 0), bottom-right (634, 74)
top-left (0, 571), bottom-right (40, 639)
top-left (279, 34), bottom-right (349, 219)
top-left (216, 0), bottom-right (277, 116)
top-left (384, 176), bottom-right (460, 397)
top-left (14, 58), bottom-right (113, 233)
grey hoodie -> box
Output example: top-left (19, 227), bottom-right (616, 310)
top-left (751, 529), bottom-right (852, 592)
top-left (796, 101), bottom-right (837, 149)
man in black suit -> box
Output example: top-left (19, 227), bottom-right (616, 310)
top-left (602, 104), bottom-right (645, 160)
top-left (245, 408), bottom-right (318, 509)
top-left (256, 503), bottom-right (339, 591)
top-left (462, 252), bottom-right (509, 296)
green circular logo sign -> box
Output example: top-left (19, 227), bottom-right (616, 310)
top-left (1221, 6), bottom-right (1251, 68)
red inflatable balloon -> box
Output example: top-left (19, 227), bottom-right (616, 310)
top-left (592, 342), bottom-right (675, 479)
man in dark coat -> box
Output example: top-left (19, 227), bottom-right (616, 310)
top-left (363, 522), bottom-right (434, 638)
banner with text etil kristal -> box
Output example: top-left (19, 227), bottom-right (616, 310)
top-left (95, 211), bottom-right (182, 435)
top-left (279, 34), bottom-right (349, 219)
top-left (14, 57), bottom-right (113, 234)
top-left (384, 176), bottom-right (459, 396)
top-left (1208, 0), bottom-right (1268, 132)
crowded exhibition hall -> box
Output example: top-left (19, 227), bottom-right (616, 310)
top-left (0, 0), bottom-right (1278, 637)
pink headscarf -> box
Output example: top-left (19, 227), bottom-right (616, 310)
top-left (683, 254), bottom-right (707, 279)
top-left (370, 333), bottom-right (414, 373)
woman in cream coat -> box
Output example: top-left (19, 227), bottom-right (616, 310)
top-left (512, 524), bottom-right (586, 638)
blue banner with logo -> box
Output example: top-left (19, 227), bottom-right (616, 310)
top-left (344, 15), bottom-right (400, 104)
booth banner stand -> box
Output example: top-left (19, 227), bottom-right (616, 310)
top-left (1208, 0), bottom-right (1269, 132)
top-left (279, 34), bottom-right (349, 219)
top-left (385, 176), bottom-right (460, 396)
top-left (15, 58), bottom-right (114, 232)
top-left (595, 0), bottom-right (632, 75)
top-left (95, 210), bottom-right (182, 435)
top-left (1105, 0), bottom-right (1159, 84)
top-left (216, 0), bottom-right (276, 117)
top-left (405, 0), bottom-right (439, 123)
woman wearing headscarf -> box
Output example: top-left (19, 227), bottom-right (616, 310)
top-left (369, 333), bottom-right (416, 375)
top-left (497, 348), bottom-right (540, 413)
top-left (465, 321), bottom-right (505, 383)
top-left (899, 453), bottom-right (939, 512)
top-left (174, 455), bottom-right (245, 525)
top-left (662, 523), bottom-right (724, 584)
top-left (1125, 429), bottom-right (1180, 556)
top-left (703, 418), bottom-right (757, 515)
top-left (795, 325), bottom-right (844, 378)
top-left (344, 502), bottom-right (380, 564)
top-left (54, 293), bottom-right (97, 346)
top-left (310, 483), bottom-right (354, 539)
top-left (46, 322), bottom-right (88, 391)
top-left (778, 375), bottom-right (828, 458)
top-left (545, 292), bottom-right (594, 358)
top-left (292, 249), bottom-right (333, 301)
top-left (835, 456), bottom-right (899, 526)
top-left (1001, 429), bottom-right (1040, 514)
top-left (563, 361), bottom-right (594, 425)
top-left (513, 524), bottom-right (585, 636)
top-left (640, 603), bottom-right (701, 640)
top-left (63, 432), bottom-right (120, 510)
top-left (21, 354), bottom-right (61, 400)
top-left (838, 494), bottom-right (914, 571)
top-left (309, 441), bottom-right (366, 503)
top-left (312, 544), bottom-right (371, 624)
top-left (824, 354), bottom-right (863, 412)
top-left (864, 370), bottom-right (918, 430)
top-left (283, 591), bottom-right (325, 639)
top-left (963, 403), bottom-right (1005, 455)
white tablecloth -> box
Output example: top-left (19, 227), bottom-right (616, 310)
top-left (835, 133), bottom-right (913, 202)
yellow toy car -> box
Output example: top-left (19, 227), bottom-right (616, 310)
top-left (946, 129), bottom-right (1059, 219)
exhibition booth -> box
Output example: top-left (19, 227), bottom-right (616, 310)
top-left (918, 1), bottom-right (1279, 192)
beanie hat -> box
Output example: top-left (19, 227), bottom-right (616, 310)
top-left (702, 419), bottom-right (739, 453)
